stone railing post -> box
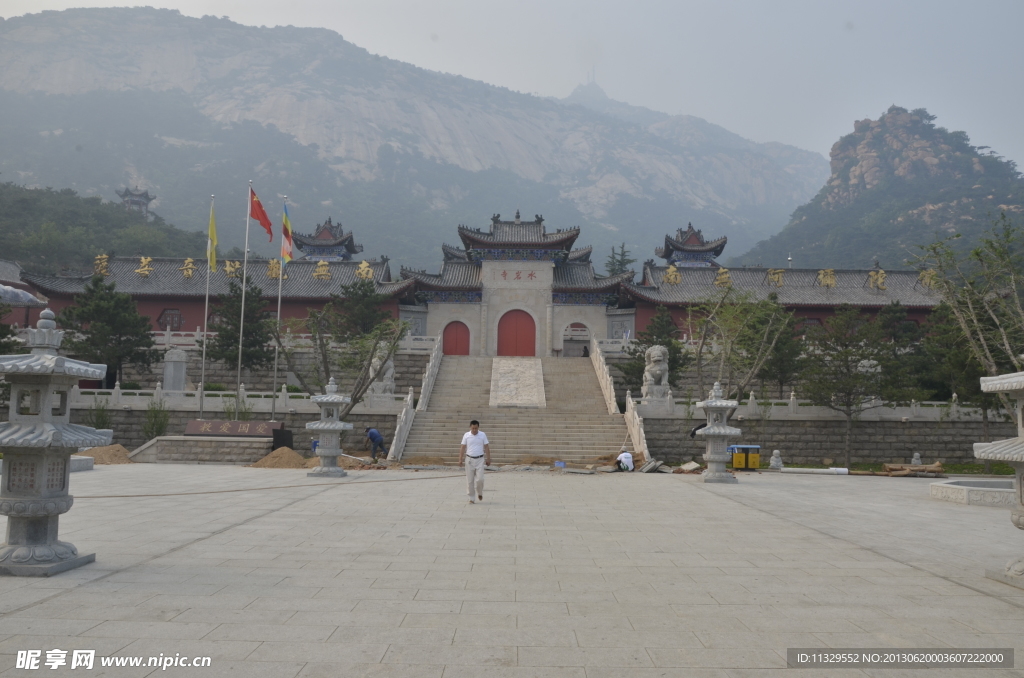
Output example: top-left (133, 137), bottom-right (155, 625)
top-left (590, 338), bottom-right (619, 414)
top-left (388, 387), bottom-right (417, 461)
top-left (416, 331), bottom-right (443, 412)
top-left (624, 390), bottom-right (650, 463)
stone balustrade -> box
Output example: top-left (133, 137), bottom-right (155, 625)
top-left (415, 331), bottom-right (444, 412)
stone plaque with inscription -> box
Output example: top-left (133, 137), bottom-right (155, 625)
top-left (185, 420), bottom-right (284, 437)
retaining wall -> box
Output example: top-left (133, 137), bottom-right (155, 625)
top-left (642, 417), bottom-right (1017, 466)
top-left (68, 409), bottom-right (398, 458)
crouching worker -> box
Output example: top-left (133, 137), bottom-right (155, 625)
top-left (364, 427), bottom-right (388, 462)
top-left (614, 448), bottom-right (634, 472)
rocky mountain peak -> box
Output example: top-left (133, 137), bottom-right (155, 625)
top-left (824, 105), bottom-right (983, 208)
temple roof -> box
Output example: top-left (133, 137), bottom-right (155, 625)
top-left (457, 211), bottom-right (580, 251)
top-left (442, 242), bottom-right (592, 263)
top-left (553, 264), bottom-right (634, 292)
top-left (655, 223), bottom-right (727, 261)
top-left (292, 217), bottom-right (363, 254)
top-left (400, 262), bottom-right (482, 290)
top-left (622, 264), bottom-right (940, 308)
top-left (23, 257), bottom-right (413, 300)
top-left (116, 186), bottom-right (155, 202)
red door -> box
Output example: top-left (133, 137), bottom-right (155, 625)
top-left (497, 310), bottom-right (536, 357)
top-left (443, 321), bottom-right (470, 355)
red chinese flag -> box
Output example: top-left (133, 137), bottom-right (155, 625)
top-left (249, 188), bottom-right (274, 241)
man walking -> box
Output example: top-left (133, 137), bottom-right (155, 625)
top-left (459, 420), bottom-right (490, 503)
top-left (364, 427), bottom-right (387, 462)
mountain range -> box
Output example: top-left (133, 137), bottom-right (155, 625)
top-left (0, 7), bottom-right (828, 271)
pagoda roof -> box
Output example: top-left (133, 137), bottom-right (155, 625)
top-left (621, 264), bottom-right (940, 308)
top-left (457, 211), bottom-right (580, 250)
top-left (655, 224), bottom-right (727, 260)
top-left (400, 262), bottom-right (482, 290)
top-left (553, 264), bottom-right (634, 292)
top-left (292, 217), bottom-right (363, 254)
top-left (23, 257), bottom-right (413, 301)
top-left (116, 186), bottom-right (155, 201)
top-left (442, 242), bottom-right (592, 263)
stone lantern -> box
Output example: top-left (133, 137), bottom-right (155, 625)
top-left (0, 309), bottom-right (112, 576)
top-left (975, 372), bottom-right (1024, 590)
top-left (696, 381), bottom-right (740, 484)
top-left (306, 377), bottom-right (353, 478)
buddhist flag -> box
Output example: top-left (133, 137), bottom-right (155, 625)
top-left (207, 200), bottom-right (218, 272)
top-left (281, 202), bottom-right (294, 263)
top-left (249, 187), bottom-right (274, 241)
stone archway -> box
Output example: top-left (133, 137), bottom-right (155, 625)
top-left (442, 321), bottom-right (471, 355)
top-left (561, 322), bottom-right (591, 357)
top-left (497, 310), bottom-right (536, 357)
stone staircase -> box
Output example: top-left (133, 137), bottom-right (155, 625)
top-left (402, 356), bottom-right (633, 464)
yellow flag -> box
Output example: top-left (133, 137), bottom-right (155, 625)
top-left (207, 201), bottom-right (218, 272)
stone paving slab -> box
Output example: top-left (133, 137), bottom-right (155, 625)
top-left (0, 465), bottom-right (1021, 676)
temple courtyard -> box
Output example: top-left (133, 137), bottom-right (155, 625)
top-left (0, 465), bottom-right (1022, 677)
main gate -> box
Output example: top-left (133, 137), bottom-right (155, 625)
top-left (442, 321), bottom-right (470, 355)
top-left (497, 310), bottom-right (536, 357)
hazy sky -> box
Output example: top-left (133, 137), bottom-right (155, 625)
top-left (4, 1), bottom-right (1023, 165)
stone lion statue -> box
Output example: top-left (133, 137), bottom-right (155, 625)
top-left (368, 351), bottom-right (396, 395)
top-left (641, 345), bottom-right (671, 399)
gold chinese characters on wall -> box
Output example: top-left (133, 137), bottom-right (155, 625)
top-left (815, 269), bottom-right (837, 288)
top-left (313, 260), bottom-right (331, 281)
top-left (662, 264), bottom-right (681, 285)
top-left (867, 269), bottom-right (887, 290)
top-left (224, 261), bottom-right (241, 278)
top-left (713, 267), bottom-right (732, 288)
top-left (93, 254), bottom-right (110, 277)
top-left (266, 259), bottom-right (287, 280)
top-left (178, 258), bottom-right (197, 279)
top-left (134, 256), bottom-right (154, 277)
top-left (766, 269), bottom-right (785, 288)
top-left (355, 260), bottom-right (374, 280)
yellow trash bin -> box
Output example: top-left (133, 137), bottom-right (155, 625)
top-left (728, 445), bottom-right (761, 471)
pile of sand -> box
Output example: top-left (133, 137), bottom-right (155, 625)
top-left (75, 444), bottom-right (133, 464)
top-left (250, 447), bottom-right (309, 469)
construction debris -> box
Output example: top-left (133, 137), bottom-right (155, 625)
top-left (849, 462), bottom-right (946, 478)
top-left (637, 460), bottom-right (663, 473)
top-left (563, 468), bottom-right (595, 475)
top-left (680, 461), bottom-right (701, 472)
top-left (656, 464), bottom-right (674, 473)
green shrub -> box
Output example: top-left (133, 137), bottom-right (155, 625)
top-left (120, 381), bottom-right (142, 390)
top-left (286, 384), bottom-right (303, 393)
top-left (223, 396), bottom-right (253, 421)
top-left (204, 383), bottom-right (227, 392)
top-left (85, 397), bottom-right (112, 430)
top-left (143, 398), bottom-right (170, 439)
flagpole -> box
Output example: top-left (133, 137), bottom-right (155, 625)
top-left (199, 194), bottom-right (214, 419)
top-left (270, 196), bottom-right (287, 422)
top-left (235, 180), bottom-right (252, 418)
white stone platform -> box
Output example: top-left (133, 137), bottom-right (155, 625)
top-left (0, 466), bottom-right (1021, 675)
top-left (488, 357), bottom-right (546, 408)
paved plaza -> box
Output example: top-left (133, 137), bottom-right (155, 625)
top-left (0, 465), bottom-right (1022, 677)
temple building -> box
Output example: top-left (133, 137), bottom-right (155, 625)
top-left (656, 224), bottom-right (727, 267)
top-left (291, 218), bottom-right (363, 261)
top-left (116, 186), bottom-right (155, 216)
top-left (399, 211), bottom-right (633, 356)
top-left (23, 254), bottom-right (415, 334)
top-left (15, 210), bottom-right (941, 351)
top-left (621, 230), bottom-right (939, 336)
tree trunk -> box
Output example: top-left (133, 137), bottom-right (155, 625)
top-left (844, 412), bottom-right (853, 469)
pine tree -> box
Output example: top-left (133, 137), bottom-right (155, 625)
top-left (329, 279), bottom-right (392, 338)
top-left (755, 315), bottom-right (803, 398)
top-left (59, 275), bottom-right (158, 387)
top-left (604, 243), bottom-right (636, 276)
top-left (206, 276), bottom-right (274, 371)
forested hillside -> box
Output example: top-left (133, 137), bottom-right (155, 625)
top-left (0, 182), bottom-right (205, 274)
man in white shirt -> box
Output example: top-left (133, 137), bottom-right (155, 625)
top-left (615, 448), bottom-right (634, 472)
top-left (460, 420), bottom-right (491, 503)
